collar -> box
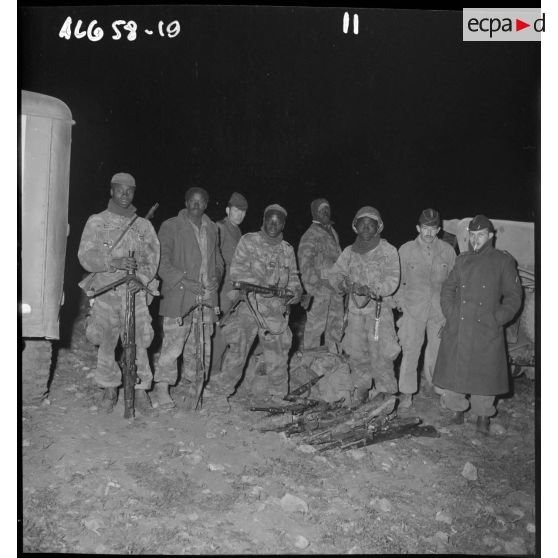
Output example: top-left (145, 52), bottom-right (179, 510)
top-left (107, 199), bottom-right (137, 217)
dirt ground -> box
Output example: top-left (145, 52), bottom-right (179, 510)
top-left (21, 304), bottom-right (538, 555)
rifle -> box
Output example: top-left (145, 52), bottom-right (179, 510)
top-left (284, 374), bottom-right (325, 402)
top-left (250, 399), bottom-right (320, 416)
top-left (178, 297), bottom-right (215, 411)
top-left (79, 202), bottom-right (159, 294)
top-left (232, 281), bottom-right (294, 300)
top-left (89, 250), bottom-right (157, 419)
top-left (231, 281), bottom-right (300, 335)
top-left (339, 278), bottom-right (383, 341)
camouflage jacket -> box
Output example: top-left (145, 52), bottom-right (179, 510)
top-left (78, 208), bottom-right (160, 295)
top-left (395, 236), bottom-right (456, 321)
top-left (297, 222), bottom-right (342, 295)
top-left (230, 232), bottom-right (302, 315)
top-left (328, 240), bottom-right (400, 315)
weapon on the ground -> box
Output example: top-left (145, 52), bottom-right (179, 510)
top-left (284, 374), bottom-right (325, 402)
top-left (89, 250), bottom-right (156, 419)
top-left (250, 399), bottom-right (321, 416)
top-left (79, 202), bottom-right (159, 294)
top-left (255, 394), bottom-right (440, 450)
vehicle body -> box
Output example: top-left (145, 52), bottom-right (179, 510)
top-left (20, 90), bottom-right (74, 401)
top-left (443, 218), bottom-right (535, 380)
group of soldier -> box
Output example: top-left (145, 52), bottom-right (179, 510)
top-left (78, 172), bottom-right (523, 436)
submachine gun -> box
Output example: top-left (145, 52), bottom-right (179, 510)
top-left (88, 250), bottom-right (158, 419)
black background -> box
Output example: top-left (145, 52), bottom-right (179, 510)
top-left (19, 6), bottom-right (540, 337)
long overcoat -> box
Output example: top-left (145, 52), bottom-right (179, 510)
top-left (432, 242), bottom-right (522, 395)
top-left (157, 210), bottom-right (223, 318)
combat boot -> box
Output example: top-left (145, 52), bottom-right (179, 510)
top-left (441, 410), bottom-right (465, 426)
top-left (99, 387), bottom-right (118, 414)
top-left (398, 393), bottom-right (413, 409)
top-left (134, 389), bottom-right (158, 417)
top-left (152, 382), bottom-right (175, 410)
top-left (476, 416), bottom-right (490, 435)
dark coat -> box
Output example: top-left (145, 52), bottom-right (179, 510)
top-left (157, 210), bottom-right (224, 319)
top-left (432, 242), bottom-right (523, 395)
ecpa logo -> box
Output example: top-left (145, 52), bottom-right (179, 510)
top-left (463, 9), bottom-right (545, 41)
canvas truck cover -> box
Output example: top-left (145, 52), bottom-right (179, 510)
top-left (21, 91), bottom-right (73, 339)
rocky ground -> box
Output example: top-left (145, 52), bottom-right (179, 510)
top-left (21, 304), bottom-right (538, 555)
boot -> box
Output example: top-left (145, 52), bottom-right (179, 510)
top-left (398, 393), bottom-right (413, 409)
top-left (441, 410), bottom-right (465, 426)
top-left (152, 382), bottom-right (175, 410)
top-left (476, 416), bottom-right (490, 435)
top-left (134, 389), bottom-right (158, 417)
top-left (99, 387), bottom-right (118, 414)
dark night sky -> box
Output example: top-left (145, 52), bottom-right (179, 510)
top-left (20, 5), bottom-right (539, 265)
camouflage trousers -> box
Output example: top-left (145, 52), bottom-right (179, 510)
top-left (440, 390), bottom-right (496, 417)
top-left (303, 290), bottom-right (344, 351)
top-left (154, 315), bottom-right (214, 392)
top-left (85, 289), bottom-right (154, 389)
top-left (342, 309), bottom-right (400, 394)
top-left (216, 302), bottom-right (292, 397)
top-left (397, 312), bottom-right (445, 395)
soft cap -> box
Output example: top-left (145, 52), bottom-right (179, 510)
top-left (228, 192), bottom-right (248, 210)
top-left (468, 214), bottom-right (494, 232)
top-left (264, 203), bottom-right (287, 219)
top-left (111, 172), bottom-right (136, 187)
top-left (418, 208), bottom-right (440, 227)
top-left (352, 206), bottom-right (383, 233)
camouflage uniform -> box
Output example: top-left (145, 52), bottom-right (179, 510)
top-left (395, 236), bottom-right (456, 394)
top-left (218, 232), bottom-right (302, 397)
top-left (298, 222), bottom-right (343, 351)
top-left (78, 208), bottom-right (160, 390)
top-left (328, 241), bottom-right (401, 395)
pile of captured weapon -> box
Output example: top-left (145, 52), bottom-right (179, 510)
top-left (251, 379), bottom-right (439, 452)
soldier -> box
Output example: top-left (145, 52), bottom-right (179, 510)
top-left (78, 172), bottom-right (160, 415)
top-left (297, 198), bottom-right (344, 352)
top-left (328, 206), bottom-right (400, 405)
top-left (214, 204), bottom-right (302, 406)
top-left (433, 215), bottom-right (522, 434)
top-left (211, 192), bottom-right (249, 376)
top-left (395, 209), bottom-right (456, 408)
top-left (152, 186), bottom-right (223, 411)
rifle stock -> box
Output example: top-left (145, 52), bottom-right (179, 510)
top-left (121, 251), bottom-right (138, 419)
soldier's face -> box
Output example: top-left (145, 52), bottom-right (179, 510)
top-left (317, 205), bottom-right (331, 225)
top-left (263, 211), bottom-right (285, 238)
top-left (355, 217), bottom-right (378, 241)
top-left (416, 224), bottom-right (440, 244)
top-left (110, 184), bottom-right (135, 209)
top-left (227, 206), bottom-right (246, 226)
top-left (469, 229), bottom-right (494, 252)
top-left (185, 192), bottom-right (208, 217)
